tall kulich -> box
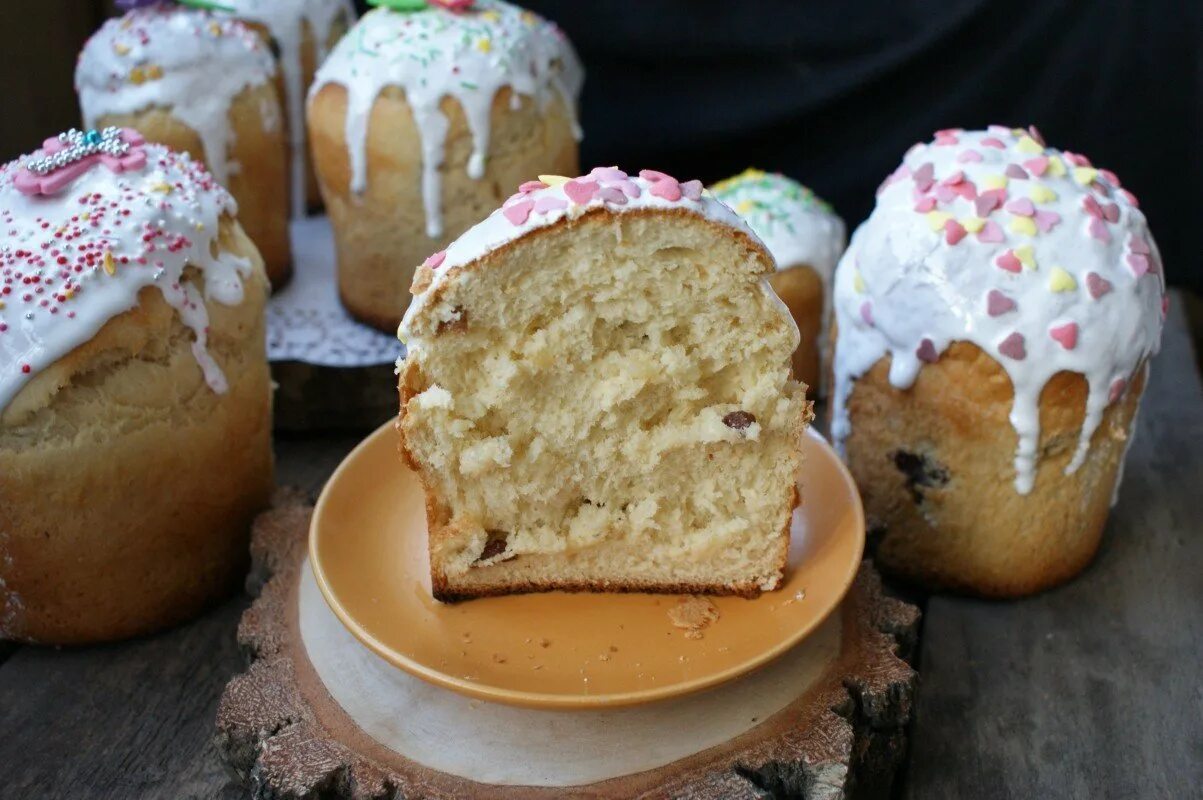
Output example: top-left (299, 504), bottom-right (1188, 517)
top-left (76, 4), bottom-right (293, 288)
top-left (0, 131), bottom-right (273, 644)
top-left (831, 126), bottom-right (1165, 597)
top-left (308, 0), bottom-right (583, 333)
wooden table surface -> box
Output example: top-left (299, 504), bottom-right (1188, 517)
top-left (1, 293), bottom-right (1199, 800)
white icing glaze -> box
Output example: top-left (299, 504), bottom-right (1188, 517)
top-left (76, 6), bottom-right (277, 188)
top-left (831, 126), bottom-right (1165, 494)
top-left (709, 169), bottom-right (846, 277)
top-left (222, 0), bottom-right (356, 218)
top-left (0, 139), bottom-right (252, 414)
top-left (399, 168), bottom-right (794, 350)
top-left (310, 1), bottom-right (583, 239)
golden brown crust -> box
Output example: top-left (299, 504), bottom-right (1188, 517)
top-left (768, 264), bottom-right (824, 391)
top-left (839, 340), bottom-right (1145, 597)
top-left (93, 82), bottom-right (292, 288)
top-left (309, 82), bottom-right (580, 333)
top-left (0, 221), bottom-right (274, 644)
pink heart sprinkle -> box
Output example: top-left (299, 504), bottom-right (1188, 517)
top-left (944, 219), bottom-right (967, 245)
top-left (596, 186), bottom-right (627, 205)
top-left (1082, 195), bottom-right (1103, 218)
top-left (986, 289), bottom-right (1017, 316)
top-left (649, 176), bottom-right (682, 201)
top-left (1005, 198), bottom-right (1035, 216)
top-left (424, 250), bottom-right (446, 269)
top-left (952, 181), bottom-right (977, 200)
top-left (564, 179), bottom-right (599, 205)
top-left (639, 169), bottom-right (673, 183)
top-left (503, 192), bottom-right (527, 207)
top-left (914, 196), bottom-right (936, 212)
top-left (981, 137), bottom-right (1006, 149)
top-left (518, 180), bottom-right (548, 193)
top-left (1049, 322), bottom-right (1079, 350)
top-left (1088, 217), bottom-right (1111, 243)
top-left (1027, 125), bottom-right (1046, 146)
top-left (975, 190), bottom-right (1004, 217)
top-left (1120, 188), bottom-right (1139, 207)
top-left (533, 195), bottom-right (567, 214)
top-left (502, 199), bottom-right (534, 225)
top-left (988, 124), bottom-right (1012, 136)
top-left (1005, 164), bottom-right (1029, 180)
top-left (617, 179), bottom-right (641, 198)
top-left (995, 251), bottom-right (1022, 273)
top-left (1099, 168), bottom-right (1121, 188)
top-left (941, 170), bottom-right (965, 186)
top-left (1128, 235), bottom-right (1151, 255)
top-left (1102, 203), bottom-right (1119, 223)
top-left (590, 167), bottom-right (627, 182)
top-left (1023, 156), bottom-right (1049, 176)
top-left (1126, 253), bottom-right (1150, 277)
top-left (1109, 378), bottom-right (1127, 403)
top-left (998, 332), bottom-right (1026, 360)
top-left (860, 301), bottom-right (874, 326)
top-left (1033, 209), bottom-right (1061, 233)
top-left (1065, 152), bottom-right (1092, 168)
top-left (916, 338), bottom-right (939, 363)
top-left (1086, 272), bottom-right (1113, 299)
top-left (977, 220), bottom-right (1005, 243)
top-left (912, 162), bottom-right (935, 192)
top-left (681, 179), bottom-right (703, 200)
top-left (935, 185), bottom-right (956, 204)
top-left (957, 150), bottom-right (983, 163)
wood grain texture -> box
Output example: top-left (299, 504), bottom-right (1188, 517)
top-left (216, 500), bottom-right (918, 800)
top-left (904, 292), bottom-right (1203, 799)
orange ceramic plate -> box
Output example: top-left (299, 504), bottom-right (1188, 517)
top-left (310, 422), bottom-right (864, 710)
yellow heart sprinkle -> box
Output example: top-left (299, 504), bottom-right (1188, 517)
top-left (538, 175), bottom-right (569, 187)
top-left (520, 10), bottom-right (538, 25)
top-left (1047, 158), bottom-right (1067, 177)
top-left (960, 217), bottom-right (986, 233)
top-left (1009, 216), bottom-right (1037, 236)
top-left (128, 66), bottom-right (146, 85)
top-left (103, 251), bottom-right (116, 276)
top-left (482, 10), bottom-right (500, 21)
top-left (1014, 245), bottom-right (1036, 269)
top-left (146, 64), bottom-right (164, 80)
top-left (475, 38), bottom-right (492, 53)
top-left (63, 289), bottom-right (74, 300)
top-left (1029, 184), bottom-right (1057, 204)
top-left (1016, 136), bottom-right (1043, 154)
top-left (1073, 167), bottom-right (1099, 186)
top-left (926, 210), bottom-right (953, 231)
top-left (113, 43), bottom-right (130, 56)
top-left (853, 271), bottom-right (866, 293)
top-left (982, 174), bottom-right (1008, 191)
top-left (735, 199), bottom-right (755, 215)
top-left (152, 182), bottom-right (174, 194)
top-left (1049, 266), bottom-right (1077, 292)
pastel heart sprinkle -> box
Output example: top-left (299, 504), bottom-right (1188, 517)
top-left (961, 217), bottom-right (985, 233)
top-left (533, 195), bottom-right (567, 213)
top-left (1033, 209), bottom-right (1061, 232)
top-left (502, 199), bottom-right (534, 225)
top-left (1073, 166), bottom-right (1099, 186)
top-left (914, 196), bottom-right (937, 212)
top-left (563, 179), bottom-right (598, 205)
top-left (638, 169), bottom-right (673, 183)
top-left (1029, 184), bottom-right (1057, 204)
top-left (1005, 198), bottom-right (1035, 216)
top-left (1126, 253), bottom-right (1150, 277)
top-left (1049, 322), bottom-right (1079, 350)
top-left (995, 251), bottom-right (1022, 273)
top-left (617, 179), bottom-right (642, 198)
top-left (975, 190), bottom-right (1005, 217)
top-left (981, 137), bottom-right (1006, 149)
top-left (998, 332), bottom-right (1026, 360)
top-left (986, 290), bottom-right (1017, 316)
top-left (916, 338), bottom-right (939, 363)
top-left (1048, 266), bottom-right (1077, 292)
top-left (912, 162), bottom-right (935, 192)
top-left (595, 186), bottom-right (627, 205)
top-left (1015, 136), bottom-right (1043, 154)
top-left (1083, 195), bottom-right (1103, 218)
top-left (1009, 216), bottom-right (1038, 236)
top-left (1046, 157), bottom-right (1067, 177)
top-left (1014, 245), bottom-right (1036, 269)
top-left (680, 179), bottom-right (703, 200)
top-left (944, 219), bottom-right (967, 245)
top-left (957, 149), bottom-right (983, 163)
top-left (982, 174), bottom-right (1009, 191)
top-left (649, 176), bottom-right (682, 201)
top-left (1099, 168), bottom-right (1121, 187)
top-left (518, 180), bottom-right (547, 193)
top-left (926, 211), bottom-right (953, 231)
top-left (538, 174), bottom-right (569, 186)
top-left (935, 185), bottom-right (956, 204)
top-left (1005, 164), bottom-right (1029, 180)
top-left (977, 220), bottom-right (1005, 243)
top-left (423, 250), bottom-right (446, 269)
top-left (1088, 216), bottom-right (1111, 243)
top-left (1086, 272), bottom-right (1112, 299)
top-left (1120, 188), bottom-right (1139, 206)
top-left (1102, 203), bottom-right (1119, 223)
top-left (1128, 235), bottom-right (1152, 255)
top-left (853, 271), bottom-right (866, 293)
top-left (859, 301), bottom-right (874, 326)
top-left (1023, 156), bottom-right (1049, 176)
top-left (589, 166), bottom-right (627, 182)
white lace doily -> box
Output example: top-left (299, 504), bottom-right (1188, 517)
top-left (267, 217), bottom-right (403, 367)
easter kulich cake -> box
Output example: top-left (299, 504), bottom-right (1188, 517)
top-left (220, 0), bottom-right (357, 217)
top-left (398, 169), bottom-right (810, 601)
top-left (0, 129), bottom-right (273, 644)
top-left (308, 0), bottom-right (583, 331)
top-left (711, 169), bottom-right (846, 394)
top-left (831, 126), bottom-right (1165, 597)
top-left (76, 4), bottom-right (293, 287)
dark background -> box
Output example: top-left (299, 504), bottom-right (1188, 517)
top-left (3, 0), bottom-right (1199, 302)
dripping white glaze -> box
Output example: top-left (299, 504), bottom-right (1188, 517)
top-left (310, 1), bottom-right (584, 240)
top-left (0, 142), bottom-right (252, 415)
top-left (831, 126), bottom-right (1165, 494)
top-left (398, 168), bottom-right (795, 357)
top-left (222, 0), bottom-right (356, 218)
top-left (76, 6), bottom-right (278, 188)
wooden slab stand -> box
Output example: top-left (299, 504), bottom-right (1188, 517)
top-left (216, 501), bottom-right (919, 799)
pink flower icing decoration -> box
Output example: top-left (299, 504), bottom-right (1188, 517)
top-left (15, 128), bottom-right (147, 197)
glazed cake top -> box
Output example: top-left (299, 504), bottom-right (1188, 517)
top-left (76, 5), bottom-right (278, 185)
top-left (310, 0), bottom-right (583, 239)
top-left (399, 167), bottom-right (775, 342)
top-left (0, 128), bottom-right (253, 414)
top-left (709, 169), bottom-right (846, 277)
top-left (831, 126), bottom-right (1166, 494)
